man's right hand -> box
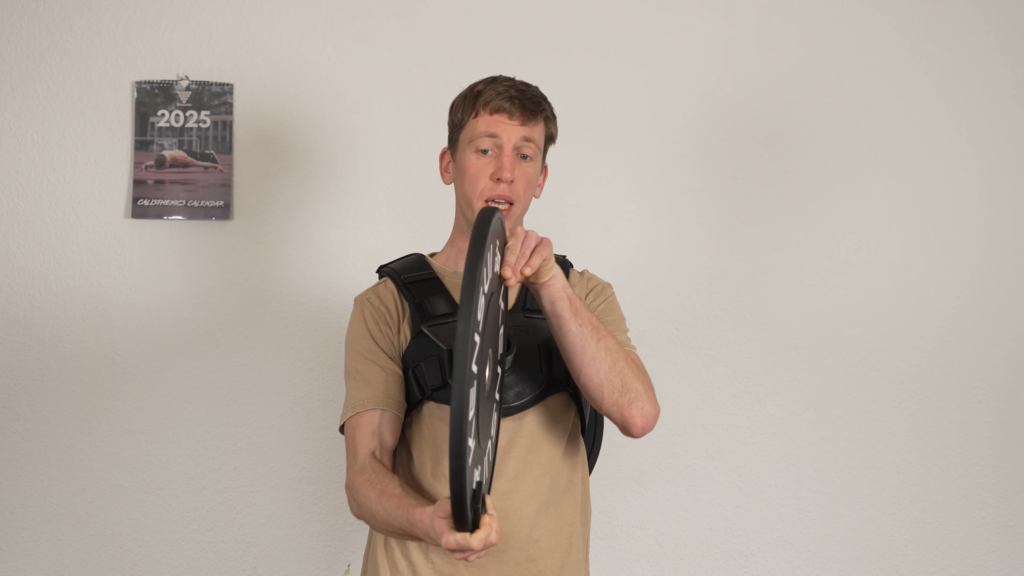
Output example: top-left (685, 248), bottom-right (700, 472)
top-left (422, 495), bottom-right (500, 562)
top-left (345, 408), bottom-right (500, 562)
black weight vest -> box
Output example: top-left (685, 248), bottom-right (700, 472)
top-left (376, 253), bottom-right (605, 474)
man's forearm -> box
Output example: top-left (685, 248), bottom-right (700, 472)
top-left (531, 273), bottom-right (659, 438)
top-left (346, 456), bottom-right (434, 543)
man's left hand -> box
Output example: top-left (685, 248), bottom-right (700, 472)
top-left (501, 226), bottom-right (558, 288)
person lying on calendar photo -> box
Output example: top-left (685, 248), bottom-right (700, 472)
top-left (139, 149), bottom-right (226, 172)
top-left (338, 75), bottom-right (659, 576)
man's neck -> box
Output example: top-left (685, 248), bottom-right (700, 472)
top-left (432, 230), bottom-right (470, 272)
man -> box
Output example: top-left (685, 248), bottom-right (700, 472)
top-left (340, 75), bottom-right (659, 575)
top-left (139, 149), bottom-right (225, 172)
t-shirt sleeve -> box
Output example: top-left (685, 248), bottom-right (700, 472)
top-left (338, 280), bottom-right (409, 434)
top-left (570, 269), bottom-right (638, 353)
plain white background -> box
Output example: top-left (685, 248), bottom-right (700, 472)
top-left (2, 1), bottom-right (1022, 574)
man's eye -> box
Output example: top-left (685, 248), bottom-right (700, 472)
top-left (480, 149), bottom-right (492, 155)
top-left (519, 153), bottom-right (531, 161)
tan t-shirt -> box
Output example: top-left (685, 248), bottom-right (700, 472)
top-left (340, 253), bottom-right (636, 576)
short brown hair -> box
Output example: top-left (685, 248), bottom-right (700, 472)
top-left (447, 75), bottom-right (558, 163)
top-left (154, 153), bottom-right (168, 170)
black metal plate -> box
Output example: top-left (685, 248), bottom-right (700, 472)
top-left (450, 206), bottom-right (507, 533)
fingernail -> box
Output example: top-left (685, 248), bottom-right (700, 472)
top-left (523, 267), bottom-right (531, 275)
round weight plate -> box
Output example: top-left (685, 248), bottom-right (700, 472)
top-left (450, 206), bottom-right (507, 533)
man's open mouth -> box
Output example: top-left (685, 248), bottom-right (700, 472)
top-left (486, 196), bottom-right (513, 211)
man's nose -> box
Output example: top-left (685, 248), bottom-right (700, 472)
top-left (493, 151), bottom-right (515, 183)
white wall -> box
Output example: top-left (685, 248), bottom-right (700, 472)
top-left (2, 1), bottom-right (1022, 574)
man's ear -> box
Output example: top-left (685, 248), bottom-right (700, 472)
top-left (533, 162), bottom-right (549, 200)
top-left (439, 148), bottom-right (454, 185)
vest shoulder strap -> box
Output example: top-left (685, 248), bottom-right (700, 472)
top-left (379, 253), bottom-right (573, 323)
top-left (555, 254), bottom-right (573, 277)
top-left (376, 253), bottom-right (458, 333)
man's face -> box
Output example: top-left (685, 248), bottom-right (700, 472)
top-left (440, 113), bottom-right (548, 235)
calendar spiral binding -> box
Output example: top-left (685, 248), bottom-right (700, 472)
top-left (136, 79), bottom-right (233, 87)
